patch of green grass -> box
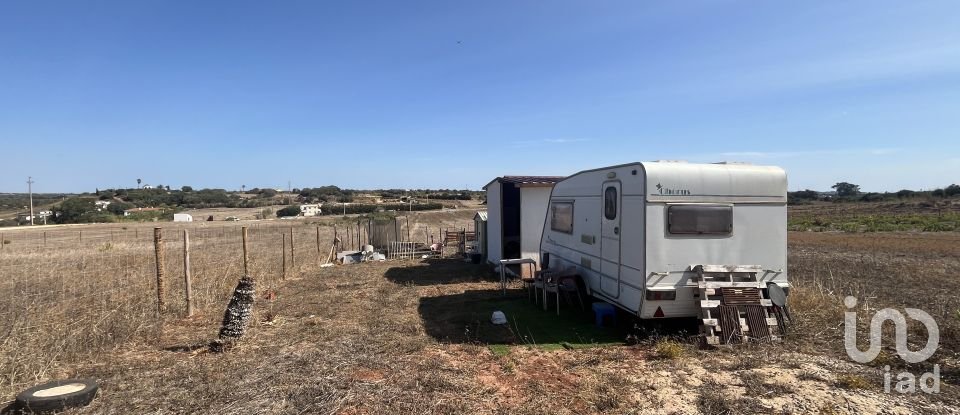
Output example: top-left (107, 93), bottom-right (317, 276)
top-left (480, 297), bottom-right (623, 354)
top-left (489, 344), bottom-right (511, 356)
top-left (788, 212), bottom-right (960, 232)
top-left (419, 288), bottom-right (624, 355)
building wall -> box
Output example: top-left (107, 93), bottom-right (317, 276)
top-left (519, 186), bottom-right (552, 264)
top-left (474, 217), bottom-right (487, 259)
top-left (485, 182), bottom-right (502, 264)
top-left (300, 204), bottom-right (322, 217)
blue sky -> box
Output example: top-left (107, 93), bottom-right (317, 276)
top-left (1, 1), bottom-right (958, 193)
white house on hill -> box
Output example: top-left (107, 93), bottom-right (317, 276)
top-left (300, 204), bottom-right (322, 217)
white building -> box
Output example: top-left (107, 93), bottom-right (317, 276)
top-left (482, 176), bottom-right (563, 272)
top-left (95, 200), bottom-right (111, 211)
top-left (299, 203), bottom-right (322, 217)
top-left (473, 211), bottom-right (488, 260)
top-left (173, 213), bottom-right (193, 222)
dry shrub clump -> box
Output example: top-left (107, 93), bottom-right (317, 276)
top-left (835, 372), bottom-right (871, 390)
top-left (653, 339), bottom-right (687, 360)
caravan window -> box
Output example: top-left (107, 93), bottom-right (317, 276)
top-left (668, 205), bottom-right (733, 235)
top-left (604, 186), bottom-right (617, 219)
top-left (550, 202), bottom-right (574, 234)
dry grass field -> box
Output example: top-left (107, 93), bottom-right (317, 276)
top-left (0, 209), bottom-right (957, 414)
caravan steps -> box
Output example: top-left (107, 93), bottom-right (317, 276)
top-left (693, 265), bottom-right (786, 345)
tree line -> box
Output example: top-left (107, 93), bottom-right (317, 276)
top-left (789, 182), bottom-right (960, 204)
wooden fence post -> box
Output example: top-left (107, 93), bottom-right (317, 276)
top-left (43, 232), bottom-right (46, 247)
top-left (281, 233), bottom-right (287, 280)
top-left (79, 231), bottom-right (82, 242)
top-left (153, 227), bottom-right (165, 315)
top-left (289, 227), bottom-right (295, 268)
top-left (241, 226), bottom-right (249, 275)
top-left (316, 226), bottom-right (321, 261)
top-left (183, 229), bottom-right (194, 317)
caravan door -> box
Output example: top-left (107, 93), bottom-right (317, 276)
top-left (600, 181), bottom-right (621, 298)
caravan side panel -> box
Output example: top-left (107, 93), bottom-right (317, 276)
top-left (541, 171), bottom-right (603, 294)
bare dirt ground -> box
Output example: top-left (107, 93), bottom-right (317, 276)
top-left (1, 209), bottom-right (957, 414)
top-left (4, 235), bottom-right (950, 414)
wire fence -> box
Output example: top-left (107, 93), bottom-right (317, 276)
top-left (0, 215), bottom-right (476, 394)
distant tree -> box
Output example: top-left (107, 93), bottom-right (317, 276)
top-left (276, 205), bottom-right (301, 217)
top-left (258, 188), bottom-right (278, 198)
top-left (792, 189), bottom-right (819, 200)
top-left (831, 182), bottom-right (860, 197)
top-left (181, 186), bottom-right (193, 192)
top-left (860, 193), bottom-right (885, 202)
top-left (137, 178), bottom-right (142, 189)
top-left (241, 185), bottom-right (246, 193)
top-left (53, 198), bottom-right (97, 224)
top-left (107, 201), bottom-right (134, 215)
top-left (933, 188), bottom-right (945, 197)
top-left (945, 184), bottom-right (960, 197)
top-left (896, 189), bottom-right (915, 199)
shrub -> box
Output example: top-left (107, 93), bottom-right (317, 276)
top-left (835, 373), bottom-right (870, 390)
top-left (653, 339), bottom-right (686, 359)
top-left (276, 205), bottom-right (301, 217)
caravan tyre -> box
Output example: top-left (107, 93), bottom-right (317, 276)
top-left (15, 378), bottom-right (98, 413)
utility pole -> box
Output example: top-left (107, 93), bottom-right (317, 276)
top-left (27, 177), bottom-right (34, 225)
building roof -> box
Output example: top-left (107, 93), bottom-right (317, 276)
top-left (474, 210), bottom-right (488, 221)
top-left (483, 175), bottom-right (565, 190)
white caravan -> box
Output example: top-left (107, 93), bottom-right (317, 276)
top-left (539, 161), bottom-right (788, 326)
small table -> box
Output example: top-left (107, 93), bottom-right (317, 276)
top-left (498, 258), bottom-right (537, 295)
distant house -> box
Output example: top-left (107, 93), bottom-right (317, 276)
top-left (124, 207), bottom-right (163, 216)
top-left (95, 200), bottom-right (111, 211)
top-left (300, 203), bottom-right (322, 217)
top-left (142, 185), bottom-right (154, 190)
top-left (173, 213), bottom-right (193, 222)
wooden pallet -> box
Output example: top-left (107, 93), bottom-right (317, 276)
top-left (695, 265), bottom-right (784, 345)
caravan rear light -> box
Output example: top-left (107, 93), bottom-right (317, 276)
top-left (645, 290), bottom-right (677, 301)
top-left (653, 306), bottom-right (665, 318)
